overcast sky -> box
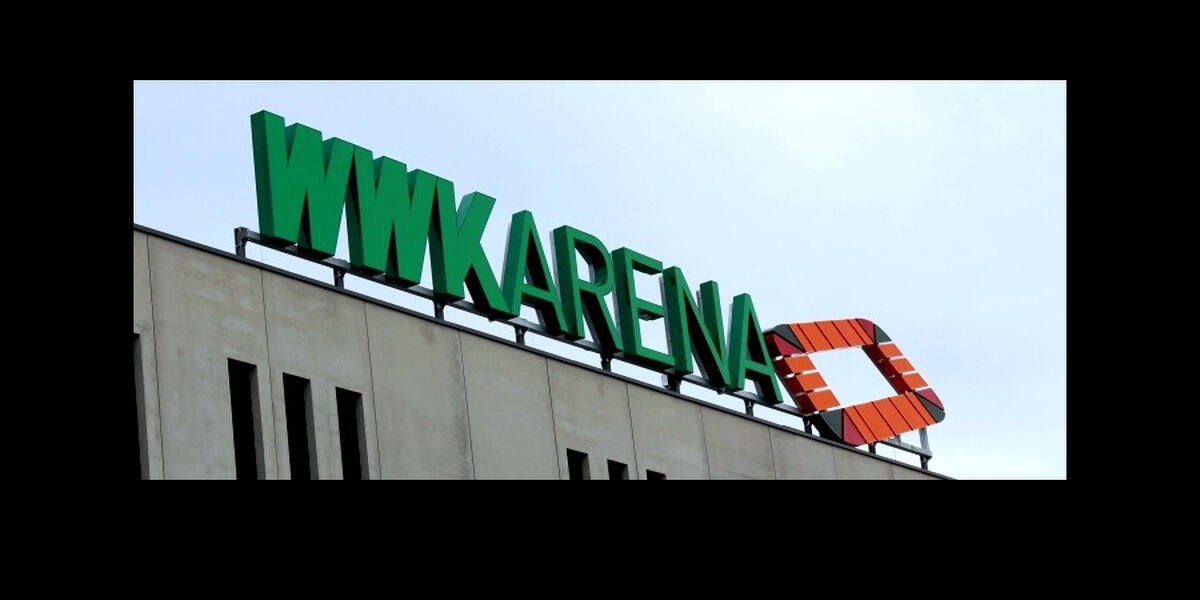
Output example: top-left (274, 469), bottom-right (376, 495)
top-left (134, 81), bottom-right (1065, 479)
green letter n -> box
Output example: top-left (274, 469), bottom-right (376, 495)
top-left (251, 110), bottom-right (355, 257)
top-left (662, 268), bottom-right (731, 388)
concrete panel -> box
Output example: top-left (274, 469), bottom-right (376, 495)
top-left (627, 386), bottom-right (709, 479)
top-left (133, 231), bottom-right (164, 479)
top-left (769, 428), bottom-right (837, 479)
top-left (134, 231), bottom-right (153, 332)
top-left (147, 237), bottom-right (276, 479)
top-left (366, 304), bottom-right (473, 479)
top-left (262, 271), bottom-right (377, 480)
top-left (461, 334), bottom-right (558, 479)
top-left (832, 448), bottom-right (894, 479)
top-left (892, 464), bottom-right (939, 480)
top-left (701, 407), bottom-right (775, 479)
top-left (548, 360), bottom-right (637, 479)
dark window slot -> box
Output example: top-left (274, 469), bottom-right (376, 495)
top-left (336, 388), bottom-right (367, 480)
top-left (567, 449), bottom-right (590, 480)
top-left (607, 460), bottom-right (629, 480)
top-left (646, 470), bottom-right (667, 480)
top-left (228, 359), bottom-right (263, 480)
top-left (283, 373), bottom-right (317, 480)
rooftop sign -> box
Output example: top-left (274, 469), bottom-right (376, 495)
top-left (248, 110), bottom-right (944, 452)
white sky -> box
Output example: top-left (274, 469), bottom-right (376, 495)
top-left (134, 81), bottom-right (1066, 479)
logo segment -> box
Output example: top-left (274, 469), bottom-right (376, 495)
top-left (764, 319), bottom-right (945, 446)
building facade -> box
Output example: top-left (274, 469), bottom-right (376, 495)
top-left (132, 225), bottom-right (945, 479)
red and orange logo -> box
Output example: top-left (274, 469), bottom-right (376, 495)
top-left (765, 319), bottom-right (945, 446)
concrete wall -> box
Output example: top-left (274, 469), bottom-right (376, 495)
top-left (366, 303), bottom-right (473, 479)
top-left (133, 231), bottom-right (163, 479)
top-left (144, 235), bottom-right (274, 478)
top-left (702, 407), bottom-right (776, 479)
top-left (133, 227), bottom-right (945, 480)
top-left (549, 360), bottom-right (639, 480)
top-left (262, 271), bottom-right (381, 480)
top-left (461, 334), bottom-right (559, 478)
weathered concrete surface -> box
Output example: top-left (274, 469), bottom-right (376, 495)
top-left (461, 335), bottom-right (558, 479)
top-left (769, 428), bottom-right (837, 479)
top-left (133, 231), bottom-right (163, 479)
top-left (548, 360), bottom-right (638, 479)
top-left (627, 385), bottom-right (709, 479)
top-left (892, 464), bottom-right (939, 480)
top-left (832, 448), bottom-right (894, 479)
top-left (262, 271), bottom-right (378, 479)
top-left (366, 304), bottom-right (473, 479)
top-left (147, 236), bottom-right (276, 478)
top-left (701, 407), bottom-right (775, 479)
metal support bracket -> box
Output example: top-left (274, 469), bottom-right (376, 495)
top-left (235, 227), bottom-right (249, 258)
top-left (513, 325), bottom-right (527, 345)
top-left (665, 373), bottom-right (682, 393)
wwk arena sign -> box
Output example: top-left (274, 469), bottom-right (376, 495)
top-left (248, 111), bottom-right (945, 448)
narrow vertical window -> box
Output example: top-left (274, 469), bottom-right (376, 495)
top-left (336, 388), bottom-right (367, 480)
top-left (228, 359), bottom-right (263, 480)
top-left (567, 449), bottom-right (590, 480)
top-left (607, 460), bottom-right (629, 480)
top-left (646, 470), bottom-right (667, 480)
top-left (133, 335), bottom-right (148, 479)
top-left (283, 373), bottom-right (317, 480)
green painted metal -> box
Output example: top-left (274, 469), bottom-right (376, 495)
top-left (253, 110), bottom-right (510, 317)
top-left (874, 324), bottom-right (891, 343)
top-left (612, 248), bottom-right (673, 371)
top-left (428, 189), bottom-right (513, 318)
top-left (249, 110), bottom-right (806, 404)
top-left (661, 267), bottom-right (731, 387)
top-left (501, 211), bottom-right (567, 335)
top-left (344, 152), bottom-right (414, 279)
top-left (552, 225), bottom-right (622, 355)
top-left (727, 294), bottom-right (783, 404)
top-left (251, 110), bottom-right (355, 257)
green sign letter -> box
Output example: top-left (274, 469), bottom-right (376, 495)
top-left (502, 211), bottom-right (567, 335)
top-left (552, 226), bottom-right (621, 355)
top-left (428, 185), bottom-right (513, 318)
top-left (612, 248), bottom-right (672, 371)
top-left (344, 151), bottom-right (423, 281)
top-left (662, 268), bottom-right (731, 388)
top-left (251, 110), bottom-right (355, 257)
top-left (727, 293), bottom-right (783, 404)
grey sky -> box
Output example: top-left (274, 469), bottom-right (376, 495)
top-left (134, 81), bottom-right (1066, 479)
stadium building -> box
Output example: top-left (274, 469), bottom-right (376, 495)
top-left (132, 224), bottom-right (946, 480)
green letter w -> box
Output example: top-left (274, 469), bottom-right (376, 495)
top-left (250, 110), bottom-right (355, 257)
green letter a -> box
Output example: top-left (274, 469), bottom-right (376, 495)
top-left (502, 211), bottom-right (567, 335)
top-left (727, 293), bottom-right (783, 404)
